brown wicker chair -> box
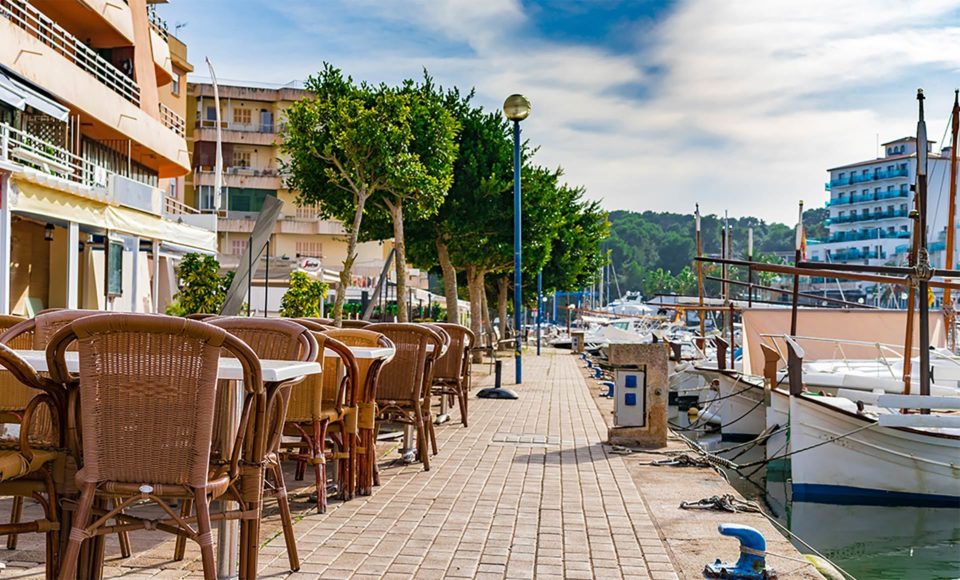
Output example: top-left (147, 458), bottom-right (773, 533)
top-left (366, 324), bottom-right (442, 471)
top-left (312, 328), bottom-right (392, 497)
top-left (0, 343), bottom-right (64, 578)
top-left (304, 317), bottom-right (371, 329)
top-left (0, 310), bottom-right (132, 557)
top-left (173, 317), bottom-right (318, 573)
top-left (48, 313), bottom-right (263, 580)
top-left (430, 323), bottom-right (475, 427)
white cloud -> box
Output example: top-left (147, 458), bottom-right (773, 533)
top-left (166, 0), bottom-right (960, 223)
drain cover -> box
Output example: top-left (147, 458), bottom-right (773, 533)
top-left (491, 433), bottom-right (563, 446)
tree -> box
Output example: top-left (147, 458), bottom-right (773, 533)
top-left (538, 190), bottom-right (609, 298)
top-left (282, 64), bottom-right (432, 325)
top-left (361, 72), bottom-right (459, 321)
top-left (165, 253), bottom-right (233, 316)
top-left (280, 271), bottom-right (329, 318)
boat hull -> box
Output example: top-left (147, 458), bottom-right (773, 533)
top-left (695, 368), bottom-right (766, 441)
top-left (789, 394), bottom-right (960, 507)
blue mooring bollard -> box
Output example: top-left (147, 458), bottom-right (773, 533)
top-left (703, 524), bottom-right (775, 579)
top-left (600, 381), bottom-right (614, 398)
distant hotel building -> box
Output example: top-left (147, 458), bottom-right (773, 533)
top-left (807, 137), bottom-right (958, 303)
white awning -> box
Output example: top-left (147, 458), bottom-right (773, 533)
top-left (0, 67), bottom-right (69, 122)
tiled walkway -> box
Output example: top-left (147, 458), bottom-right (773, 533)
top-left (4, 350), bottom-right (679, 579)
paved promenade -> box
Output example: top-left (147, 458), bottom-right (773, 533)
top-left (4, 350), bottom-right (679, 579)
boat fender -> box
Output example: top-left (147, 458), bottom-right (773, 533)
top-left (703, 523), bottom-right (775, 579)
top-left (687, 406), bottom-right (699, 417)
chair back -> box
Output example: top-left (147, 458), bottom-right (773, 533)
top-left (0, 315), bottom-right (33, 413)
top-left (0, 309), bottom-right (102, 351)
top-left (432, 323), bottom-right (475, 382)
top-left (368, 324), bottom-right (442, 403)
top-left (47, 314), bottom-right (260, 487)
top-left (323, 329), bottom-right (392, 402)
top-left (209, 318), bottom-right (319, 457)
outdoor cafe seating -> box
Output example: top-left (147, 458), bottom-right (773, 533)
top-left (0, 309), bottom-right (472, 578)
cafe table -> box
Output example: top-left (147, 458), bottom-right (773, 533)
top-left (14, 349), bottom-right (322, 580)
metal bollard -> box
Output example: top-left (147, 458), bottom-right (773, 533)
top-left (704, 523), bottom-right (776, 579)
top-left (494, 359), bottom-right (502, 390)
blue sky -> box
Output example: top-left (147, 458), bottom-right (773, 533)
top-left (160, 0), bottom-right (960, 223)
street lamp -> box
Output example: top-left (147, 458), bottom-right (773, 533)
top-left (504, 94), bottom-right (531, 384)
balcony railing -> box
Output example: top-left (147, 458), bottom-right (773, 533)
top-left (159, 103), bottom-right (185, 137)
top-left (826, 189), bottom-right (909, 206)
top-left (147, 6), bottom-right (168, 42)
top-left (0, 0), bottom-right (141, 105)
top-left (165, 196), bottom-right (200, 215)
top-left (0, 122), bottom-right (108, 187)
top-left (830, 249), bottom-right (886, 261)
top-left (827, 209), bottom-right (910, 225)
top-left (195, 119), bottom-right (282, 134)
top-left (827, 230), bottom-right (911, 243)
top-left (829, 167), bottom-right (909, 188)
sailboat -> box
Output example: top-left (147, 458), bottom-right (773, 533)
top-left (782, 90), bottom-right (960, 507)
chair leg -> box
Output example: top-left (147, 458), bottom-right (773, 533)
top-left (43, 472), bottom-right (60, 579)
top-left (7, 495), bottom-right (21, 550)
top-left (193, 489), bottom-right (217, 580)
top-left (113, 498), bottom-right (131, 559)
top-left (413, 408), bottom-right (430, 471)
top-left (270, 462), bottom-right (300, 571)
top-left (173, 497), bottom-right (193, 561)
top-left (426, 404), bottom-right (439, 456)
top-left (58, 485), bottom-right (96, 580)
top-left (458, 387), bottom-right (468, 428)
top-left (314, 421), bottom-right (328, 513)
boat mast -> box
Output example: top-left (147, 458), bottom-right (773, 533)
top-left (944, 90), bottom-right (959, 353)
top-left (695, 205), bottom-right (705, 348)
top-left (916, 89), bottom-right (932, 405)
top-left (790, 200), bottom-right (804, 336)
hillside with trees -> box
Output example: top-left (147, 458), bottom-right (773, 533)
top-left (605, 207), bottom-right (828, 295)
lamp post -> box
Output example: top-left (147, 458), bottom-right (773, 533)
top-left (536, 270), bottom-right (542, 356)
top-left (504, 94), bottom-right (531, 384)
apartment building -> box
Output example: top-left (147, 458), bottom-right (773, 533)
top-left (185, 79), bottom-right (427, 297)
top-left (807, 136), bottom-right (958, 303)
top-left (0, 0), bottom-right (217, 316)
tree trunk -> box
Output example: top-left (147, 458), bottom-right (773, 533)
top-left (436, 237), bottom-right (459, 323)
top-left (466, 265), bottom-right (485, 363)
top-left (386, 199), bottom-right (408, 322)
top-left (333, 193), bottom-right (367, 326)
top-left (497, 275), bottom-right (509, 346)
top-left (481, 281), bottom-right (494, 338)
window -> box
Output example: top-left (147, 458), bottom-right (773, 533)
top-left (233, 108), bottom-right (252, 125)
top-left (171, 73), bottom-right (181, 96)
top-left (839, 172), bottom-right (846, 180)
top-left (231, 239), bottom-right (248, 256)
top-left (887, 165), bottom-right (894, 173)
top-left (887, 185), bottom-right (894, 192)
top-left (838, 211), bottom-right (845, 218)
top-left (874, 188), bottom-right (880, 194)
top-left (900, 184), bottom-right (908, 192)
top-left (225, 188), bottom-right (275, 213)
top-left (168, 179), bottom-right (178, 199)
top-left (875, 206), bottom-right (882, 215)
top-left (206, 106), bottom-right (217, 121)
top-left (851, 210), bottom-right (857, 217)
top-left (233, 150), bottom-right (251, 168)
top-left (887, 205), bottom-right (894, 213)
top-left (296, 241), bottom-right (323, 258)
top-left (862, 169), bottom-right (869, 176)
top-left (887, 227), bottom-right (895, 234)
top-left (900, 203), bottom-right (908, 212)
top-left (198, 185), bottom-right (218, 211)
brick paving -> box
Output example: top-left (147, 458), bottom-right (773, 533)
top-left (2, 350), bottom-right (678, 579)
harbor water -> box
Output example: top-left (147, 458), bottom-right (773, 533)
top-left (678, 415), bottom-right (960, 579)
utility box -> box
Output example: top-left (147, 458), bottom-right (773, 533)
top-left (607, 343), bottom-right (668, 448)
top-left (571, 331), bottom-right (585, 353)
top-left (614, 367), bottom-right (647, 427)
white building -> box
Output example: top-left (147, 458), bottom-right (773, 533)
top-left (807, 137), bottom-right (959, 304)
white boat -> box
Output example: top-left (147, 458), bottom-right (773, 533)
top-left (788, 391), bottom-right (960, 507)
top-left (692, 367), bottom-right (767, 440)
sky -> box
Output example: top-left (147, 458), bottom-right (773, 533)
top-left (159, 0), bottom-right (960, 224)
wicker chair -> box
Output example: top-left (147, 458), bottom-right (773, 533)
top-left (0, 310), bottom-right (132, 557)
top-left (306, 317), bottom-right (371, 329)
top-left (0, 343), bottom-right (64, 578)
top-left (313, 328), bottom-right (392, 497)
top-left (366, 324), bottom-right (442, 471)
top-left (48, 314), bottom-right (263, 580)
top-left (421, 324), bottom-right (451, 455)
top-left (281, 320), bottom-right (354, 513)
top-left (430, 323), bottom-right (475, 427)
top-left (173, 317), bottom-right (318, 573)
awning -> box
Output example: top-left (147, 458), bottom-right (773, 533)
top-left (11, 178), bottom-right (217, 252)
top-left (0, 67), bottom-right (69, 122)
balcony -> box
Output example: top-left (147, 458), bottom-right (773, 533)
top-left (826, 190), bottom-right (909, 206)
top-left (159, 103), bottom-right (185, 137)
top-left (829, 248), bottom-right (886, 261)
top-left (218, 215), bottom-right (346, 235)
top-left (827, 230), bottom-right (911, 243)
top-left (1, 122), bottom-right (107, 188)
top-left (826, 208), bottom-right (910, 225)
top-left (829, 167), bottom-right (909, 188)
top-left (0, 0), bottom-right (140, 105)
top-left (194, 168), bottom-right (283, 190)
top-left (193, 120), bottom-right (280, 146)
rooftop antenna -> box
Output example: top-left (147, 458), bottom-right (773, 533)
top-left (174, 21), bottom-right (187, 35)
